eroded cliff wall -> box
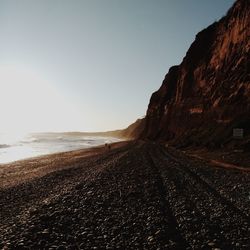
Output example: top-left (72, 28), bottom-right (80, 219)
top-left (141, 0), bottom-right (250, 149)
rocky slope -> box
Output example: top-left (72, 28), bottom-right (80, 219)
top-left (117, 118), bottom-right (145, 139)
top-left (140, 0), bottom-right (250, 150)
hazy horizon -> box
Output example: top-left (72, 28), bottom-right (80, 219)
top-left (0, 0), bottom-right (234, 134)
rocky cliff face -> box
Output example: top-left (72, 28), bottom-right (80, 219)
top-left (141, 0), bottom-right (250, 149)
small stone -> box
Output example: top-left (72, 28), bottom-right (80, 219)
top-left (208, 242), bottom-right (215, 247)
top-left (155, 230), bottom-right (161, 235)
top-left (148, 236), bottom-right (154, 242)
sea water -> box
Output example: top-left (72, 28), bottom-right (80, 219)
top-left (0, 132), bottom-right (120, 164)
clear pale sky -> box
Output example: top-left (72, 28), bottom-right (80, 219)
top-left (0, 0), bottom-right (235, 133)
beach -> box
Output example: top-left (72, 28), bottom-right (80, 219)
top-left (0, 141), bottom-right (249, 249)
top-left (0, 132), bottom-right (121, 164)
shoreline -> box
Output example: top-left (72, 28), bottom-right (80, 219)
top-left (0, 134), bottom-right (123, 165)
top-left (1, 140), bottom-right (249, 190)
top-left (0, 141), bottom-right (129, 190)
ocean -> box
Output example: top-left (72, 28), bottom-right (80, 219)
top-left (0, 132), bottom-right (120, 164)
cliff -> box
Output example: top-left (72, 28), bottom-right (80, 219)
top-left (118, 118), bottom-right (145, 139)
top-left (102, 118), bottom-right (145, 139)
top-left (61, 119), bottom-right (145, 140)
top-left (141, 0), bottom-right (250, 150)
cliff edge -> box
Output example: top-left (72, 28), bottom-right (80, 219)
top-left (140, 0), bottom-right (250, 150)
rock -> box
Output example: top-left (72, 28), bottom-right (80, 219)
top-left (208, 242), bottom-right (216, 247)
top-left (140, 0), bottom-right (250, 150)
top-left (155, 230), bottom-right (161, 235)
top-left (147, 236), bottom-right (154, 242)
top-left (42, 229), bottom-right (49, 234)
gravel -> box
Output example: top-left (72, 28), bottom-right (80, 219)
top-left (0, 142), bottom-right (249, 249)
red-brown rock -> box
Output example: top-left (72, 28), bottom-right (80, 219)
top-left (140, 0), bottom-right (250, 150)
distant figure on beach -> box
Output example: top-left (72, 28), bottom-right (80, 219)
top-left (105, 143), bottom-right (111, 150)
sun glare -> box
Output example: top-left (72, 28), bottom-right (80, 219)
top-left (0, 65), bottom-right (82, 134)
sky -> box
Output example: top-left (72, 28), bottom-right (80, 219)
top-left (0, 0), bottom-right (235, 133)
